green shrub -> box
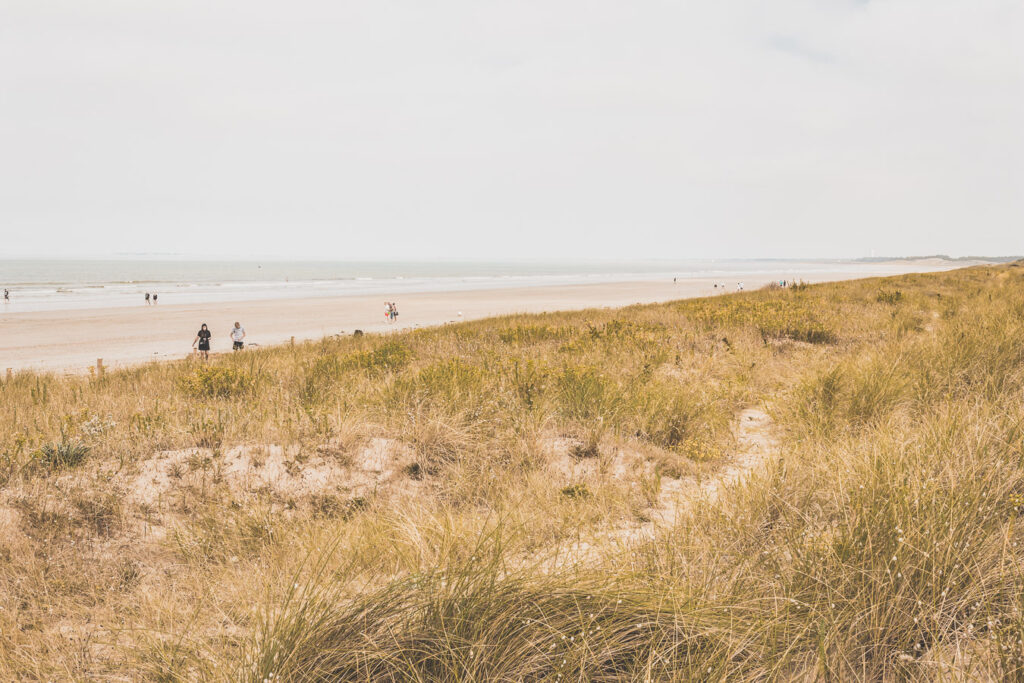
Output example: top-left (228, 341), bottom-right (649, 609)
top-left (342, 341), bottom-right (412, 375)
top-left (177, 365), bottom-right (260, 398)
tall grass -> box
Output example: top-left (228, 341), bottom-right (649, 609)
top-left (1, 264), bottom-right (1023, 679)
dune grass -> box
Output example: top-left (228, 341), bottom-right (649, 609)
top-left (1, 264), bottom-right (1023, 680)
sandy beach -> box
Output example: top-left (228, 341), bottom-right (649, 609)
top-left (0, 265), bottom-right (959, 374)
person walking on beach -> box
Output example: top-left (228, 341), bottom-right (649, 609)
top-left (3, 289), bottom-right (8, 303)
top-left (144, 292), bottom-right (150, 305)
top-left (152, 293), bottom-right (158, 304)
top-left (193, 323), bottom-right (212, 360)
top-left (390, 302), bottom-right (398, 322)
top-left (384, 302), bottom-right (392, 323)
top-left (230, 321), bottom-right (246, 351)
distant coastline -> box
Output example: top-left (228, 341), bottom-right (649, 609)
top-left (854, 255), bottom-right (1020, 263)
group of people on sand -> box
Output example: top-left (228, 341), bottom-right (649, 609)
top-left (144, 292), bottom-right (158, 304)
top-left (189, 298), bottom-right (401, 359)
top-left (192, 321), bottom-right (246, 359)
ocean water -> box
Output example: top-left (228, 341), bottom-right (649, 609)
top-left (0, 258), bottom-right (918, 313)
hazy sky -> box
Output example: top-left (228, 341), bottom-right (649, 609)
top-left (1, 0), bottom-right (1021, 260)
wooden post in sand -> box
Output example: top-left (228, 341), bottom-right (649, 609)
top-left (96, 358), bottom-right (104, 377)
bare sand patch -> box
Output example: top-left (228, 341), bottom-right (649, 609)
top-left (126, 437), bottom-right (416, 508)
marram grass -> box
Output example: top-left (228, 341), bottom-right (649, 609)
top-left (1, 265), bottom-right (1024, 680)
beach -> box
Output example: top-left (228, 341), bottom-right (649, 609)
top-left (0, 263), bottom-right (958, 373)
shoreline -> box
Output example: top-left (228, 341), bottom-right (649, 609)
top-left (0, 257), bottom-right (985, 315)
top-left (0, 265), bottom-right (962, 375)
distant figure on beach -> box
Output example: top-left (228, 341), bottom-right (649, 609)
top-left (384, 302), bottom-right (392, 323)
top-left (3, 289), bottom-right (8, 302)
top-left (390, 302), bottom-right (398, 322)
top-left (230, 322), bottom-right (246, 351)
top-left (673, 277), bottom-right (677, 284)
top-left (152, 293), bottom-right (158, 304)
top-left (737, 282), bottom-right (744, 292)
top-left (144, 292), bottom-right (150, 305)
top-left (193, 323), bottom-right (212, 359)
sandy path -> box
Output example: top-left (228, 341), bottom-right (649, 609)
top-left (648, 407), bottom-right (776, 525)
top-left (558, 406), bottom-right (779, 564)
top-left (0, 264), bottom-right (949, 374)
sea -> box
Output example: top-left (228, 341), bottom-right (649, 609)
top-left (0, 258), bottom-right (932, 313)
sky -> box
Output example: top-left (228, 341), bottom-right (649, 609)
top-left (0, 0), bottom-right (1021, 260)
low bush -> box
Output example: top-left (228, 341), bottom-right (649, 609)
top-left (177, 365), bottom-right (261, 398)
top-left (341, 341), bottom-right (412, 375)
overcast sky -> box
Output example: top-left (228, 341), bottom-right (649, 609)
top-left (0, 0), bottom-right (1021, 260)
